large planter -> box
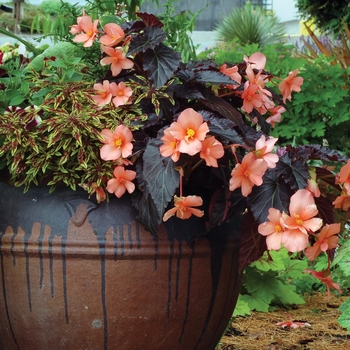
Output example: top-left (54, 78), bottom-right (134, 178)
top-left (0, 182), bottom-right (242, 350)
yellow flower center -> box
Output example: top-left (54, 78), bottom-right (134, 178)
top-left (117, 91), bottom-right (124, 96)
top-left (115, 138), bottom-right (122, 148)
top-left (275, 224), bottom-right (282, 232)
top-left (244, 170), bottom-right (250, 178)
top-left (170, 141), bottom-right (176, 149)
top-left (295, 214), bottom-right (303, 225)
top-left (186, 128), bottom-right (195, 139)
top-left (87, 30), bottom-right (93, 36)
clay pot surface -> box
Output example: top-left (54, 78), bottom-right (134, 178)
top-left (0, 183), bottom-right (242, 350)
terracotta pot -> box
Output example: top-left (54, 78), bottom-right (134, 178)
top-left (0, 182), bottom-right (242, 350)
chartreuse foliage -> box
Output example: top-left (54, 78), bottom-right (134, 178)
top-left (234, 248), bottom-right (307, 316)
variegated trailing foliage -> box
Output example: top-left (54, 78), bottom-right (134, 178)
top-left (0, 12), bottom-right (348, 272)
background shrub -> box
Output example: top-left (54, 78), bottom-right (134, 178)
top-left (296, 0), bottom-right (350, 35)
top-left (215, 1), bottom-right (286, 47)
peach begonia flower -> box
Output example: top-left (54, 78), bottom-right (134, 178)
top-left (304, 223), bottom-right (340, 261)
top-left (100, 23), bottom-right (125, 47)
top-left (168, 108), bottom-right (209, 156)
top-left (106, 166), bottom-right (136, 198)
top-left (100, 46), bottom-right (134, 77)
top-left (229, 152), bottom-right (268, 197)
top-left (306, 167), bottom-right (321, 198)
top-left (281, 189), bottom-right (323, 252)
top-left (254, 135), bottom-right (279, 168)
top-left (282, 189), bottom-right (323, 235)
top-left (279, 69), bottom-right (304, 104)
top-left (109, 81), bottom-right (133, 107)
top-left (245, 64), bottom-right (266, 89)
top-left (304, 269), bottom-right (342, 300)
top-left (243, 52), bottom-right (266, 70)
top-left (258, 208), bottom-right (285, 250)
top-left (80, 182), bottom-right (107, 203)
top-left (160, 128), bottom-right (180, 162)
top-left (92, 80), bottom-right (113, 107)
top-left (200, 136), bottom-right (224, 167)
top-left (241, 82), bottom-right (264, 114)
top-left (69, 10), bottom-right (87, 34)
top-left (333, 191), bottom-right (350, 211)
top-left (266, 106), bottom-right (286, 127)
top-left (72, 15), bottom-right (99, 47)
top-left (100, 125), bottom-right (133, 161)
top-left (220, 64), bottom-right (242, 88)
top-left (337, 159), bottom-right (350, 192)
top-left (163, 195), bottom-right (204, 221)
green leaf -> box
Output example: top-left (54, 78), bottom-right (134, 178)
top-left (233, 295), bottom-right (251, 316)
top-left (239, 294), bottom-right (270, 313)
top-left (244, 268), bottom-right (278, 304)
top-left (283, 257), bottom-right (308, 279)
top-left (274, 283), bottom-right (305, 306)
top-left (251, 249), bottom-right (288, 272)
top-left (9, 94), bottom-right (25, 106)
top-left (338, 298), bottom-right (350, 331)
top-left (32, 88), bottom-right (52, 99)
top-left (142, 139), bottom-right (180, 218)
top-left (332, 240), bottom-right (350, 269)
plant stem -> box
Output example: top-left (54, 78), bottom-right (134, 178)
top-left (0, 27), bottom-right (42, 56)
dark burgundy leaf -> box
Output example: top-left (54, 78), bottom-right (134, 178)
top-left (315, 195), bottom-right (334, 225)
top-left (316, 167), bottom-right (340, 189)
top-left (128, 26), bottom-right (166, 55)
top-left (121, 19), bottom-right (145, 34)
top-left (173, 84), bottom-right (204, 99)
top-left (143, 43), bottom-right (181, 87)
top-left (142, 139), bottom-right (180, 218)
top-left (276, 153), bottom-right (309, 190)
top-left (131, 191), bottom-right (161, 235)
top-left (179, 59), bottom-right (217, 71)
top-left (199, 92), bottom-right (245, 132)
top-left (249, 109), bottom-right (271, 135)
top-left (287, 144), bottom-right (349, 163)
top-left (135, 12), bottom-right (164, 28)
top-left (201, 111), bottom-right (243, 145)
top-left (248, 169), bottom-right (292, 223)
top-left (195, 70), bottom-right (240, 86)
top-left (238, 210), bottom-right (267, 273)
top-left (207, 187), bottom-right (248, 230)
top-left (175, 69), bottom-right (195, 82)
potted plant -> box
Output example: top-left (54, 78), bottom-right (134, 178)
top-left (0, 5), bottom-right (349, 350)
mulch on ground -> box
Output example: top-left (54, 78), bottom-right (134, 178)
top-left (218, 292), bottom-right (349, 350)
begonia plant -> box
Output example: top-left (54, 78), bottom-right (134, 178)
top-left (0, 10), bottom-right (349, 290)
